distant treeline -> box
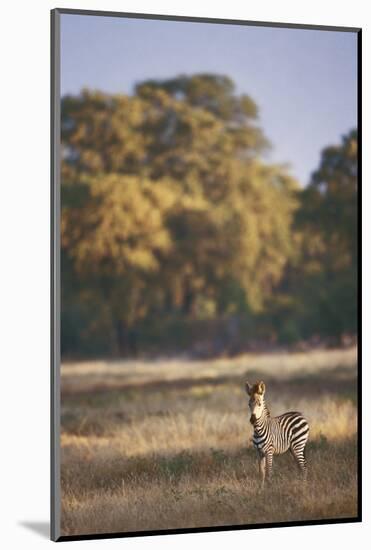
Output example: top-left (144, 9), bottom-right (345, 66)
top-left (61, 74), bottom-right (357, 358)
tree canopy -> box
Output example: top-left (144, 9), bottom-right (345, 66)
top-left (269, 129), bottom-right (358, 342)
top-left (60, 74), bottom-right (357, 356)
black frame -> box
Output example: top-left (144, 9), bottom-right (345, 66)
top-left (51, 7), bottom-right (362, 542)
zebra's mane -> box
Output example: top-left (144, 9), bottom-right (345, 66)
top-left (263, 400), bottom-right (271, 417)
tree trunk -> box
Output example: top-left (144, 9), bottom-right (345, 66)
top-left (182, 281), bottom-right (195, 316)
top-left (115, 319), bottom-right (138, 357)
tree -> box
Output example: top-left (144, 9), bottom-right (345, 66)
top-left (272, 129), bottom-right (358, 341)
top-left (61, 74), bottom-right (299, 355)
top-left (61, 174), bottom-right (176, 354)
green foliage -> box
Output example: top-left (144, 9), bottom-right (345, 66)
top-left (271, 129), bottom-right (358, 340)
top-left (60, 75), bottom-right (357, 356)
top-left (62, 174), bottom-right (175, 276)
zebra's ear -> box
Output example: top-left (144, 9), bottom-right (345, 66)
top-left (257, 381), bottom-right (266, 395)
top-left (245, 381), bottom-right (252, 395)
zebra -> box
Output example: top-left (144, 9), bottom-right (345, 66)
top-left (245, 380), bottom-right (309, 488)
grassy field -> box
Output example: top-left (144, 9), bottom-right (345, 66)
top-left (60, 347), bottom-right (358, 536)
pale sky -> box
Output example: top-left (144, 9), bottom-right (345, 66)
top-left (61, 14), bottom-right (358, 185)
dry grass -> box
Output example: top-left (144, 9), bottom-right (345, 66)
top-left (60, 347), bottom-right (358, 536)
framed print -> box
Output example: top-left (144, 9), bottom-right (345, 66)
top-left (51, 8), bottom-right (361, 542)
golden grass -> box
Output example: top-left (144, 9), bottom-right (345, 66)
top-left (60, 347), bottom-right (358, 536)
top-left (61, 346), bottom-right (357, 393)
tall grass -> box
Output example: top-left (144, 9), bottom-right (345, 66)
top-left (60, 347), bottom-right (358, 536)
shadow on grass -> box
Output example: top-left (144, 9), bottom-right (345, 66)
top-left (61, 437), bottom-right (357, 495)
top-left (62, 363), bottom-right (356, 403)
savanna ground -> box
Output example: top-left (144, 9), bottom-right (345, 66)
top-left (60, 347), bottom-right (358, 536)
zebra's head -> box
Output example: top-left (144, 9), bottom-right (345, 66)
top-left (245, 380), bottom-right (266, 424)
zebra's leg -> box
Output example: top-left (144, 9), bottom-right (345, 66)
top-left (290, 447), bottom-right (301, 473)
top-left (258, 454), bottom-right (266, 489)
top-left (301, 447), bottom-right (308, 481)
top-left (265, 450), bottom-right (273, 482)
top-left (290, 443), bottom-right (308, 481)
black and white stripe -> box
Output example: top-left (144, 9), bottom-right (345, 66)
top-left (246, 381), bottom-right (309, 486)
